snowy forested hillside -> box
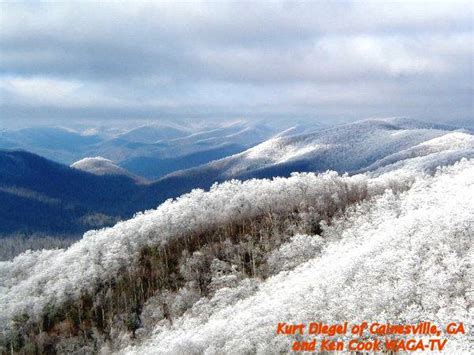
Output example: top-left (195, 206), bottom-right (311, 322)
top-left (123, 160), bottom-right (474, 354)
top-left (0, 120), bottom-right (472, 354)
top-left (168, 118), bottom-right (472, 181)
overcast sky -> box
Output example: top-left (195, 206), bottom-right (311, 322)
top-left (0, 0), bottom-right (473, 126)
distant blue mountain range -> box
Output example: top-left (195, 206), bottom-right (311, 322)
top-left (0, 118), bottom-right (472, 237)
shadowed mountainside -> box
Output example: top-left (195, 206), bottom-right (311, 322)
top-left (1, 118), bottom-right (472, 237)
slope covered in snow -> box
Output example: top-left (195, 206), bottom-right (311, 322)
top-left (123, 159), bottom-right (474, 354)
top-left (362, 131), bottom-right (474, 175)
top-left (0, 171), bottom-right (372, 331)
top-left (71, 156), bottom-right (145, 181)
top-left (167, 118), bottom-right (472, 181)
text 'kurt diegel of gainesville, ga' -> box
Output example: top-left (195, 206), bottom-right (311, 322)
top-left (276, 321), bottom-right (466, 352)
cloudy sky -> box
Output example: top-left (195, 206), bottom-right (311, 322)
top-left (0, 0), bottom-right (473, 126)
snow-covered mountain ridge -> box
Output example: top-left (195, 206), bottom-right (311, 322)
top-left (234, 118), bottom-right (471, 175)
top-left (167, 118), bottom-right (472, 181)
top-left (0, 118), bottom-right (472, 354)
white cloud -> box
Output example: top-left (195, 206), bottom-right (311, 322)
top-left (0, 1), bottom-right (472, 122)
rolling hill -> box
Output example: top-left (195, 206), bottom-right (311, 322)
top-left (0, 127), bottom-right (102, 163)
top-left (1, 118), bottom-right (472, 237)
top-left (71, 156), bottom-right (145, 182)
top-left (0, 120), bottom-right (286, 179)
top-left (164, 118), bottom-right (473, 181)
top-left (0, 151), bottom-right (144, 235)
